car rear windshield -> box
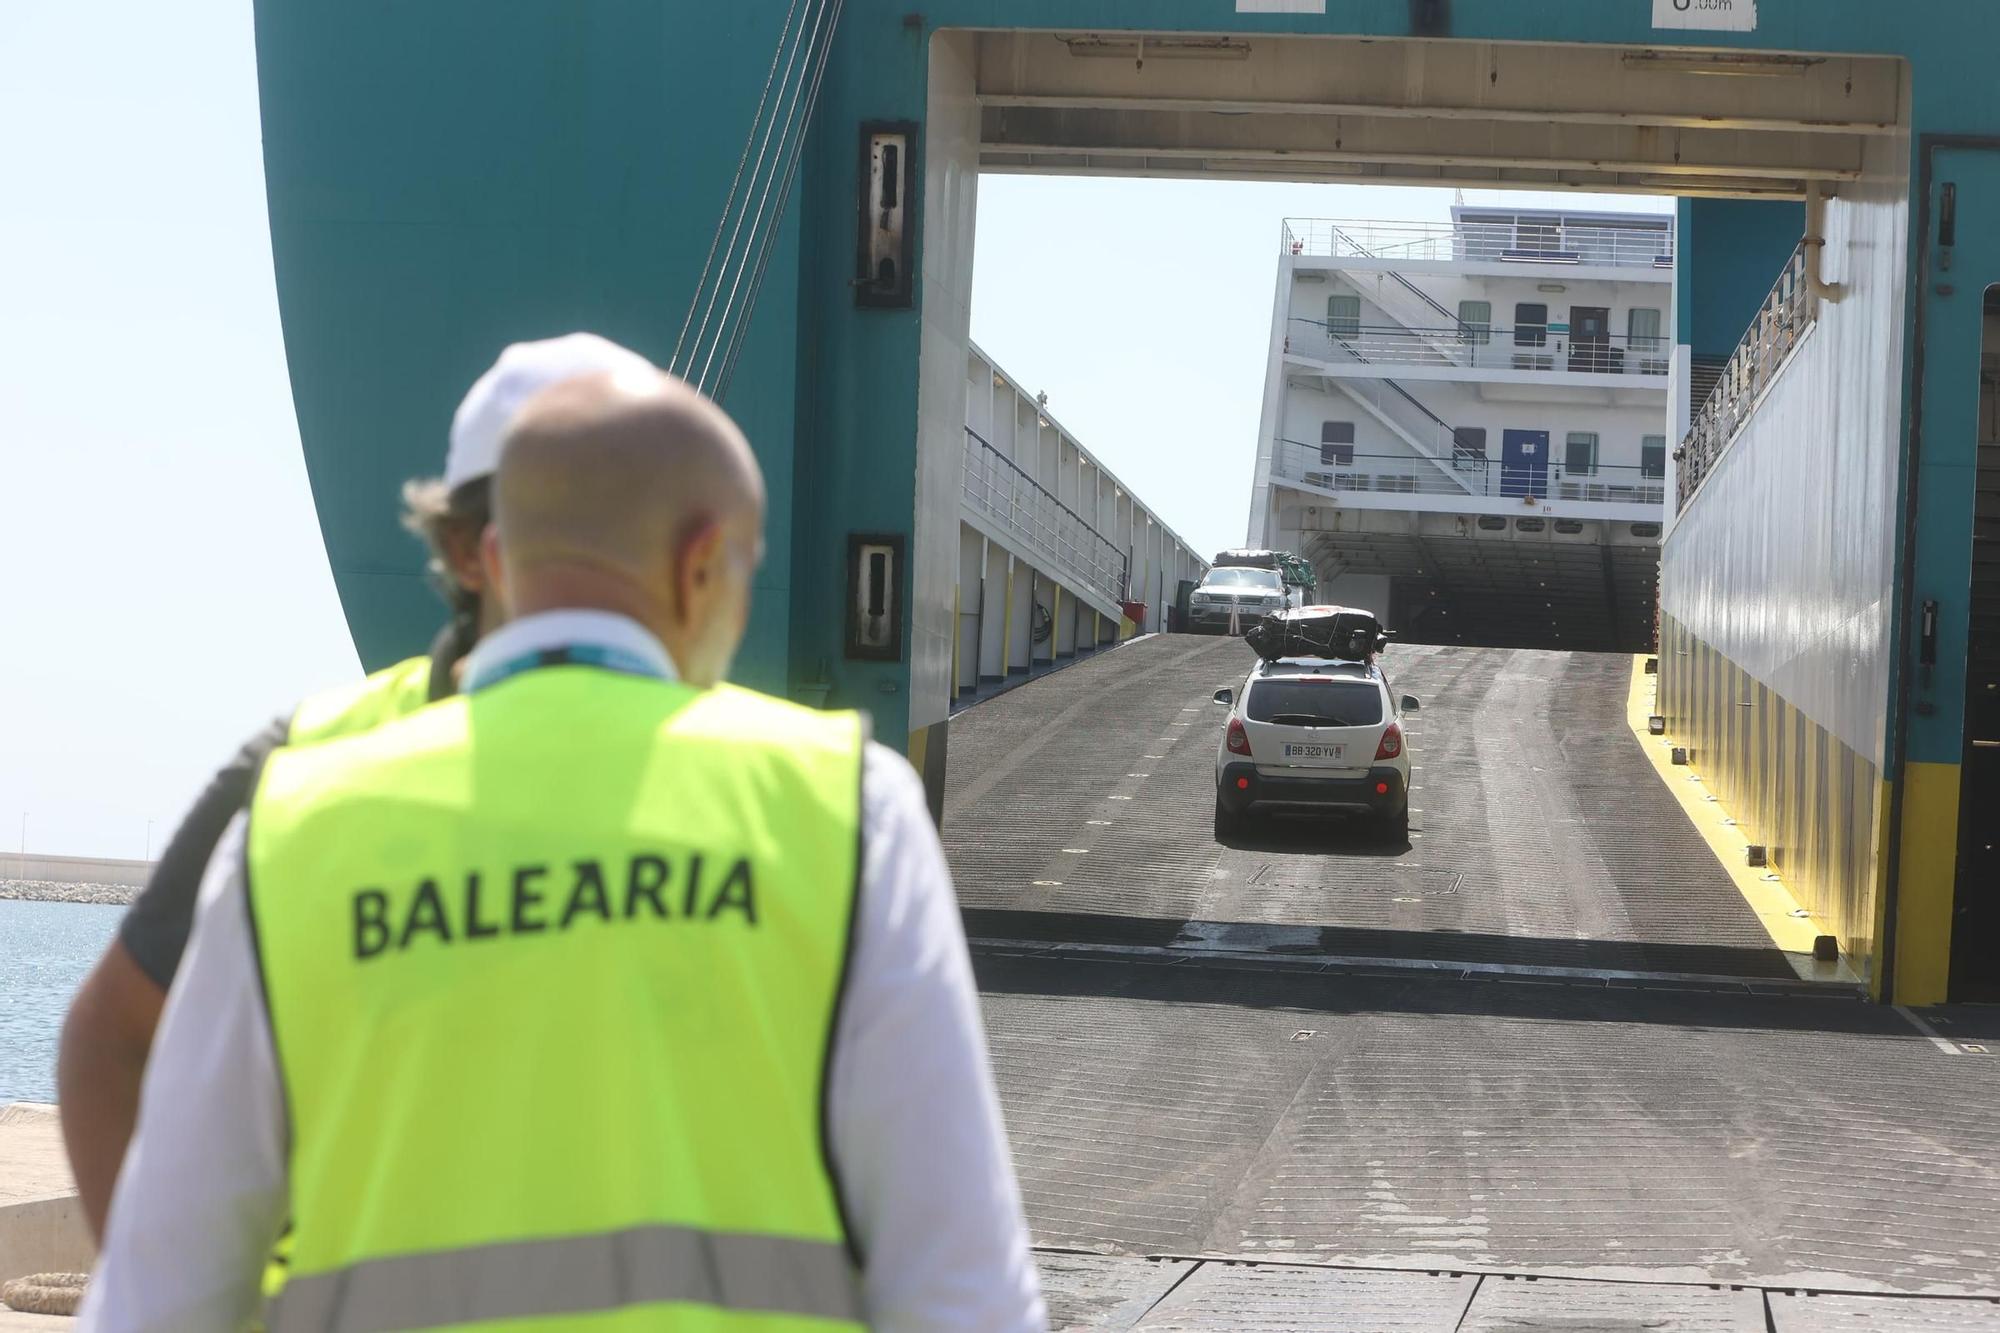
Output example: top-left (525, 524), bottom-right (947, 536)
top-left (1246, 679), bottom-right (1384, 726)
top-left (1204, 568), bottom-right (1283, 589)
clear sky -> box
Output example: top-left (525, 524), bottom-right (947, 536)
top-left (2, 2), bottom-right (1667, 857)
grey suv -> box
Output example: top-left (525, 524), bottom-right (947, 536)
top-left (1188, 567), bottom-right (1292, 634)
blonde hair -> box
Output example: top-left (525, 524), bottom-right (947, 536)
top-left (399, 476), bottom-right (491, 614)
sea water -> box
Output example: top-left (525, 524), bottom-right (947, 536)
top-left (0, 899), bottom-right (121, 1104)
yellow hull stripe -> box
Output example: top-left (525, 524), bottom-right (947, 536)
top-left (1625, 655), bottom-right (1827, 958)
top-left (1892, 762), bottom-right (1962, 1007)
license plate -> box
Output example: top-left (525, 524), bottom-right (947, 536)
top-left (1283, 743), bottom-right (1344, 759)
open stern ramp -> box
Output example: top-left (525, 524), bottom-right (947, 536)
top-left (945, 633), bottom-right (1790, 980)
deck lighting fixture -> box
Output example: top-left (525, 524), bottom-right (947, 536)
top-left (1619, 51), bottom-right (1823, 77)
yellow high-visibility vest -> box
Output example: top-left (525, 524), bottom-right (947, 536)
top-left (246, 663), bottom-right (866, 1331)
top-left (286, 656), bottom-right (436, 746)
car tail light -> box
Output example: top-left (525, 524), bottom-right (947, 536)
top-left (1226, 718), bottom-right (1252, 756)
top-left (1374, 723), bottom-right (1403, 760)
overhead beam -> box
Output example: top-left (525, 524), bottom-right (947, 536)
top-left (970, 31), bottom-right (1898, 201)
top-left (974, 31), bottom-right (1906, 137)
top-left (977, 92), bottom-right (1901, 138)
top-left (978, 156), bottom-right (1812, 200)
top-left (980, 139), bottom-right (1859, 183)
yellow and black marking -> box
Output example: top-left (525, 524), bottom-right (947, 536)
top-left (1656, 615), bottom-right (1884, 983)
top-left (1625, 656), bottom-right (1827, 959)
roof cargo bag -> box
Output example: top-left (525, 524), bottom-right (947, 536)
top-left (1246, 607), bottom-right (1385, 663)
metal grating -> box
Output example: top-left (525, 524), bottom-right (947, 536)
top-left (1131, 1263), bottom-right (1476, 1330)
top-left (1460, 1275), bottom-right (1765, 1331)
top-left (989, 959), bottom-right (2000, 1297)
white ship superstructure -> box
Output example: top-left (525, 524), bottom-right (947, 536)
top-left (1247, 207), bottom-right (1675, 650)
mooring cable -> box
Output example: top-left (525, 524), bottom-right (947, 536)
top-left (703, 0), bottom-right (846, 401)
top-left (691, 0), bottom-right (840, 398)
top-left (668, 0), bottom-right (805, 374)
top-left (670, 0), bottom-right (816, 378)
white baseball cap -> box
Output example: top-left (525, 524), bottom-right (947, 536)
top-left (444, 332), bottom-right (657, 493)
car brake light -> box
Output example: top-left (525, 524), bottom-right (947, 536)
top-left (1226, 718), bottom-right (1252, 756)
top-left (1374, 723), bottom-right (1403, 760)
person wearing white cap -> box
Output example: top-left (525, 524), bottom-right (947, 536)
top-left (81, 365), bottom-right (1047, 1333)
top-left (405, 332), bottom-right (658, 663)
top-left (56, 332), bottom-right (653, 1240)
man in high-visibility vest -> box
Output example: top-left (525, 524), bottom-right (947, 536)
top-left (57, 333), bottom-right (656, 1239)
top-left (83, 364), bottom-right (1046, 1330)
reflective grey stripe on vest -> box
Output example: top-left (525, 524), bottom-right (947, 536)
top-left (267, 1225), bottom-right (862, 1331)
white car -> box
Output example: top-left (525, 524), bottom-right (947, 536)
top-left (1187, 566), bottom-right (1293, 634)
top-left (1212, 657), bottom-right (1419, 840)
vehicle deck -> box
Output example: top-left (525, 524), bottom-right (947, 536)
top-left (946, 636), bottom-right (2000, 1327)
top-left (947, 634), bottom-right (1794, 980)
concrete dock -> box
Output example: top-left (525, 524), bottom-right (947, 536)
top-left (0, 1104), bottom-right (85, 1327)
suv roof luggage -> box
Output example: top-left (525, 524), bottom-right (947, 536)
top-left (1245, 605), bottom-right (1387, 663)
top-left (1212, 548), bottom-right (1281, 569)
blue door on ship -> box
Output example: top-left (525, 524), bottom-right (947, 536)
top-left (1500, 429), bottom-right (1550, 497)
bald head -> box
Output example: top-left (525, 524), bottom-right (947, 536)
top-left (486, 367), bottom-right (766, 685)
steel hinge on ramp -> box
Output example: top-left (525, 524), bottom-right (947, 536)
top-left (1033, 1250), bottom-right (2000, 1330)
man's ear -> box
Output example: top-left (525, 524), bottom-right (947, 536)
top-left (673, 518), bottom-right (723, 614)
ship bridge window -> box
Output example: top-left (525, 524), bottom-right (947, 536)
top-left (1642, 435), bottom-right (1667, 479)
top-left (1629, 307), bottom-right (1663, 352)
top-left (1457, 301), bottom-right (1492, 346)
top-left (1452, 426), bottom-right (1487, 470)
top-left (1327, 295), bottom-right (1361, 339)
top-left (1514, 304), bottom-right (1548, 348)
top-left (1517, 218), bottom-right (1560, 252)
top-left (1565, 432), bottom-right (1599, 476)
top-left (1320, 420), bottom-right (1355, 466)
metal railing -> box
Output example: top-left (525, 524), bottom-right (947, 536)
top-left (1271, 440), bottom-right (1667, 508)
top-left (962, 428), bottom-right (1129, 607)
top-left (1317, 375), bottom-right (1476, 492)
top-left (1289, 318), bottom-right (1671, 378)
top-left (1675, 241), bottom-right (1814, 510)
top-left (1284, 218), bottom-right (1675, 270)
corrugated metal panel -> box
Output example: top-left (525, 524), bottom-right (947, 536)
top-left (1660, 613), bottom-right (1880, 964)
top-left (1662, 128), bottom-right (1910, 770)
top-left (1659, 129), bottom-right (1911, 976)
